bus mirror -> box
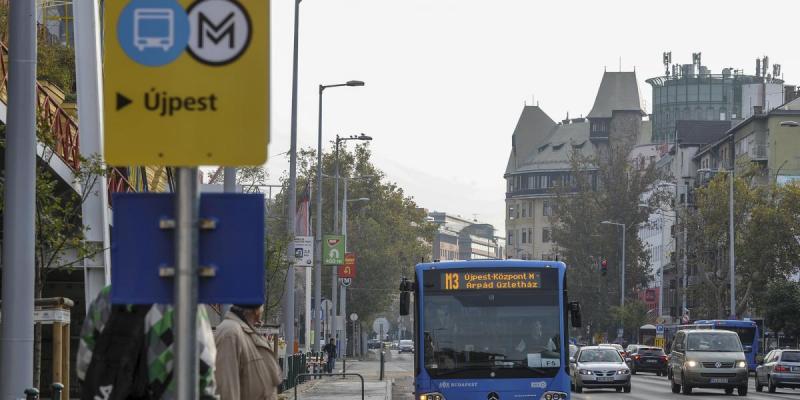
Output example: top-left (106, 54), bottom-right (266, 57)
top-left (569, 302), bottom-right (582, 328)
top-left (400, 291), bottom-right (410, 316)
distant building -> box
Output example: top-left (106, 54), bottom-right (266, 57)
top-left (504, 71), bottom-right (647, 261)
top-left (429, 212), bottom-right (505, 260)
top-left (647, 53), bottom-right (787, 142)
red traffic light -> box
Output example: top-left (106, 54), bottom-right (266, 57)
top-left (601, 259), bottom-right (608, 275)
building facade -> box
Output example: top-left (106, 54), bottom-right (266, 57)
top-left (504, 71), bottom-right (646, 261)
top-left (647, 53), bottom-right (786, 143)
top-left (429, 212), bottom-right (505, 261)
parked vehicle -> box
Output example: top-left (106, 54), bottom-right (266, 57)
top-left (755, 349), bottom-right (800, 393)
top-left (628, 346), bottom-right (668, 376)
top-left (668, 329), bottom-right (748, 396)
top-left (570, 346), bottom-right (632, 393)
top-left (399, 339), bottom-right (414, 353)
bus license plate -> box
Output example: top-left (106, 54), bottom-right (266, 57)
top-left (710, 378), bottom-right (728, 383)
top-left (597, 377), bottom-right (613, 382)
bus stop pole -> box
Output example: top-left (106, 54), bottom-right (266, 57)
top-left (174, 167), bottom-right (200, 399)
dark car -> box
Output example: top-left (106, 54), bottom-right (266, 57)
top-left (755, 349), bottom-right (800, 393)
top-left (629, 346), bottom-right (668, 376)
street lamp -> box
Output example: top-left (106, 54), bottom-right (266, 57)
top-left (314, 81), bottom-right (364, 352)
top-left (331, 133), bottom-right (372, 355)
top-left (601, 220), bottom-right (626, 338)
top-left (340, 177), bottom-right (370, 358)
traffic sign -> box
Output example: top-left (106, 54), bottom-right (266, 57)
top-left (292, 236), bottom-right (313, 267)
top-left (104, 0), bottom-right (269, 166)
top-left (656, 324), bottom-right (665, 338)
top-left (339, 277), bottom-right (352, 287)
top-left (323, 235), bottom-right (345, 265)
top-left (110, 193), bottom-right (265, 304)
top-left (372, 317), bottom-right (390, 335)
top-left (338, 252), bottom-right (356, 278)
top-left (350, 313), bottom-right (358, 322)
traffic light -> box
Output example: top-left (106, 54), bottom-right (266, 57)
top-left (601, 259), bottom-right (608, 276)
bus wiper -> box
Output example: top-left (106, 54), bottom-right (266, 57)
top-left (501, 359), bottom-right (554, 375)
top-left (434, 365), bottom-right (492, 377)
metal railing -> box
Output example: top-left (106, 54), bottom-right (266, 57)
top-left (0, 41), bottom-right (137, 199)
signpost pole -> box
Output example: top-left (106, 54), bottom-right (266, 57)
top-left (341, 179), bottom-right (348, 357)
top-left (174, 167), bottom-right (200, 399)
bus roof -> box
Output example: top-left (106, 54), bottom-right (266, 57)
top-left (415, 259), bottom-right (566, 272)
top-left (693, 320), bottom-right (757, 327)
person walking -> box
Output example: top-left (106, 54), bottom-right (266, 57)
top-left (215, 304), bottom-right (282, 400)
top-left (323, 338), bottom-right (337, 373)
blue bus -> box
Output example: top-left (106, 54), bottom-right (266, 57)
top-left (688, 320), bottom-right (760, 371)
top-left (399, 260), bottom-right (582, 400)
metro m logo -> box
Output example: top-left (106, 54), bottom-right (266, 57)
top-left (187, 0), bottom-right (251, 66)
top-left (197, 12), bottom-right (235, 49)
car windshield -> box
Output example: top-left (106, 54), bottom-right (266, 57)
top-left (400, 340), bottom-right (413, 346)
top-left (687, 333), bottom-right (742, 352)
top-left (579, 349), bottom-right (622, 363)
top-left (422, 282), bottom-right (562, 378)
top-left (781, 352), bottom-right (800, 362)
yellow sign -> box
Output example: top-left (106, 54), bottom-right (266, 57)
top-left (104, 0), bottom-right (269, 166)
top-left (655, 337), bottom-right (666, 349)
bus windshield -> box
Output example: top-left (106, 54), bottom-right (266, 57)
top-left (422, 289), bottom-right (561, 378)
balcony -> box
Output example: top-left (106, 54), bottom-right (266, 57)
top-left (748, 144), bottom-right (768, 161)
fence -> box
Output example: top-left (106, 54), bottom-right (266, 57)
top-left (281, 352), bottom-right (326, 392)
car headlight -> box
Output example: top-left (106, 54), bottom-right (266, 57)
top-left (685, 360), bottom-right (698, 368)
top-left (617, 369), bottom-right (630, 375)
top-left (540, 392), bottom-right (568, 400)
top-left (419, 394), bottom-right (445, 400)
top-left (579, 369), bottom-right (593, 375)
top-left (736, 360), bottom-right (747, 368)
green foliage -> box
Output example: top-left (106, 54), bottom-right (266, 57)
top-left (611, 300), bottom-right (650, 337)
top-left (267, 143), bottom-right (436, 325)
top-left (37, 37), bottom-right (76, 94)
top-left (551, 144), bottom-right (660, 337)
top-left (686, 173), bottom-right (800, 319)
top-left (762, 280), bottom-right (800, 338)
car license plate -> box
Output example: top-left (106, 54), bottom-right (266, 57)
top-left (597, 377), bottom-right (614, 382)
top-left (709, 378), bottom-right (728, 383)
top-left (793, 367), bottom-right (800, 373)
top-left (647, 359), bottom-right (657, 363)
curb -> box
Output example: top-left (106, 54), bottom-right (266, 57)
top-left (386, 378), bottom-right (394, 400)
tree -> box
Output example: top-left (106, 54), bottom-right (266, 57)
top-left (762, 280), bottom-right (800, 339)
top-left (268, 143), bottom-right (436, 328)
top-left (611, 300), bottom-right (650, 340)
top-left (0, 121), bottom-right (107, 388)
top-left (551, 144), bottom-right (660, 337)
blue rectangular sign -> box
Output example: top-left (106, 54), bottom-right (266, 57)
top-left (111, 193), bottom-right (265, 304)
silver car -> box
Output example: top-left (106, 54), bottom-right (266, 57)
top-left (570, 346), bottom-right (632, 393)
top-left (756, 349), bottom-right (800, 393)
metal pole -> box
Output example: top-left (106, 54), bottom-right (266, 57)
top-left (286, 0), bottom-right (301, 356)
top-left (682, 207), bottom-right (688, 320)
top-left (74, 0), bottom-right (111, 305)
top-left (331, 141), bottom-right (339, 356)
top-left (658, 214), bottom-right (665, 318)
top-left (341, 178), bottom-right (348, 358)
top-left (621, 224), bottom-right (626, 308)
top-left (0, 0), bottom-right (37, 396)
top-left (174, 168), bottom-right (200, 399)
top-left (223, 168), bottom-right (237, 192)
top-left (729, 170), bottom-right (736, 318)
top-left (314, 85), bottom-right (324, 352)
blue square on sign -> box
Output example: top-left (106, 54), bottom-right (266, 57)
top-left (111, 193), bottom-right (265, 304)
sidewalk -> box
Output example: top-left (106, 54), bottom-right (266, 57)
top-left (281, 356), bottom-right (392, 400)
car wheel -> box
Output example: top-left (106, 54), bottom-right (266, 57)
top-left (738, 385), bottom-right (748, 396)
top-left (725, 388), bottom-right (733, 395)
top-left (681, 375), bottom-right (692, 395)
top-left (575, 383), bottom-right (583, 393)
top-left (671, 374), bottom-right (681, 394)
top-left (624, 384), bottom-right (631, 393)
top-left (769, 376), bottom-right (777, 393)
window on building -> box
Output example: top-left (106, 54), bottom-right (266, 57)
top-left (543, 200), bottom-right (552, 217)
top-left (521, 229), bottom-right (527, 244)
top-left (528, 228), bottom-right (533, 244)
top-left (508, 231), bottom-right (513, 246)
top-left (542, 228), bottom-right (552, 243)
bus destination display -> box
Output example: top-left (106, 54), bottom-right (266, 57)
top-left (441, 271), bottom-right (541, 290)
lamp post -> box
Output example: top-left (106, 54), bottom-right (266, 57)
top-left (314, 80), bottom-right (364, 352)
top-left (341, 176), bottom-right (369, 358)
top-left (332, 133), bottom-right (371, 352)
top-left (601, 220), bottom-right (626, 337)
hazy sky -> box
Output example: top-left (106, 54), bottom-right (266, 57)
top-left (266, 0), bottom-right (800, 231)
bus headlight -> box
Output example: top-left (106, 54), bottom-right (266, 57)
top-left (419, 393), bottom-right (445, 400)
top-left (736, 360), bottom-right (747, 368)
top-left (540, 392), bottom-right (568, 400)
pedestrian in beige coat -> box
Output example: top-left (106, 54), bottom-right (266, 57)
top-left (215, 304), bottom-right (282, 400)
